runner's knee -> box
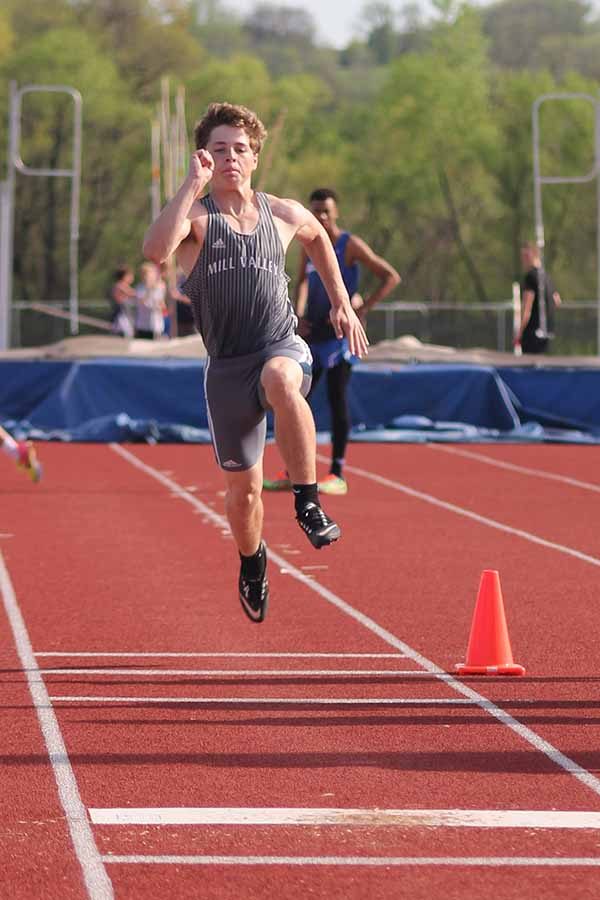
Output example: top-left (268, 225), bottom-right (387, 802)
top-left (261, 359), bottom-right (302, 407)
top-left (226, 479), bottom-right (262, 517)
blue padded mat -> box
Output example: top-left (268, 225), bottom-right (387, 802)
top-left (1, 358), bottom-right (599, 444)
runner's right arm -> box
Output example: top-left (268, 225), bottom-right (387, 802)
top-left (143, 151), bottom-right (214, 264)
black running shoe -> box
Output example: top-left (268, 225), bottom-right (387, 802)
top-left (296, 502), bottom-right (341, 549)
top-left (239, 546), bottom-right (269, 623)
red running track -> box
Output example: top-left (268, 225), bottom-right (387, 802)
top-left (2, 441), bottom-right (600, 899)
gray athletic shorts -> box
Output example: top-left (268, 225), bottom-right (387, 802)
top-left (204, 334), bottom-right (313, 472)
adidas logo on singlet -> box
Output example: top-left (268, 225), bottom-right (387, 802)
top-left (212, 238), bottom-right (226, 249)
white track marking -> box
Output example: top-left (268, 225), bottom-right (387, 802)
top-left (430, 444), bottom-right (600, 493)
top-left (49, 696), bottom-right (474, 706)
top-left (318, 454), bottom-right (600, 570)
top-left (41, 668), bottom-right (431, 677)
top-left (0, 553), bottom-right (113, 900)
top-left (110, 443), bottom-right (600, 799)
top-left (88, 806), bottom-right (600, 830)
top-left (102, 855), bottom-right (600, 867)
top-left (89, 807), bottom-right (600, 828)
top-left (35, 652), bottom-right (406, 659)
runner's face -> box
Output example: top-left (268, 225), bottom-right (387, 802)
top-left (310, 198), bottom-right (338, 237)
top-left (206, 125), bottom-right (258, 186)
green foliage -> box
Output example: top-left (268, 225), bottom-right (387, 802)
top-left (0, 10), bottom-right (14, 58)
top-left (2, 26), bottom-right (150, 300)
top-left (187, 54), bottom-right (273, 122)
top-left (358, 9), bottom-right (500, 301)
top-left (3, 0), bottom-right (600, 341)
top-left (482, 0), bottom-right (593, 69)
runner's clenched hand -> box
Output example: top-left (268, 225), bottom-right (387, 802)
top-left (189, 150), bottom-right (214, 191)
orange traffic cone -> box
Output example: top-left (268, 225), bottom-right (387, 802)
top-left (455, 570), bottom-right (525, 676)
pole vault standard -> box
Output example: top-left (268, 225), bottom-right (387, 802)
top-left (150, 77), bottom-right (189, 337)
top-left (532, 92), bottom-right (600, 355)
top-left (0, 82), bottom-right (82, 350)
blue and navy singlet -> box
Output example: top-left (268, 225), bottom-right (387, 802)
top-left (305, 231), bottom-right (359, 343)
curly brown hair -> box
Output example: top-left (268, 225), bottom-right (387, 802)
top-left (194, 102), bottom-right (268, 154)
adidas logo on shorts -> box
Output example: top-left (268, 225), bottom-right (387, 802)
top-left (223, 458), bottom-right (242, 468)
top-left (212, 238), bottom-right (226, 249)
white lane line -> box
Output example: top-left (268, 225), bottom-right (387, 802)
top-left (430, 444), bottom-right (600, 494)
top-left (89, 807), bottom-right (600, 828)
top-left (102, 855), bottom-right (600, 867)
top-left (324, 454), bottom-right (600, 570)
top-left (35, 652), bottom-right (407, 659)
top-left (41, 668), bottom-right (431, 677)
top-left (49, 696), bottom-right (474, 706)
top-left (110, 443), bottom-right (600, 799)
top-left (0, 552), bottom-right (114, 900)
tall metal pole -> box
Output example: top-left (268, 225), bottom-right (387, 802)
top-left (176, 85), bottom-right (188, 185)
top-left (151, 118), bottom-right (161, 221)
top-left (596, 98), bottom-right (600, 358)
top-left (0, 81), bottom-right (18, 351)
top-left (531, 96), bottom-right (544, 258)
top-left (68, 90), bottom-right (82, 336)
top-left (0, 180), bottom-right (11, 350)
top-left (532, 92), bottom-right (600, 353)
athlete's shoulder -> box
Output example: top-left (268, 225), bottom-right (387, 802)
top-left (186, 195), bottom-right (211, 243)
top-left (346, 232), bottom-right (370, 252)
top-left (189, 195), bottom-right (211, 222)
top-left (264, 194), bottom-right (311, 226)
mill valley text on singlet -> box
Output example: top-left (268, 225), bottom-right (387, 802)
top-left (182, 192), bottom-right (296, 358)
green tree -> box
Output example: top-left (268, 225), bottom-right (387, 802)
top-left (361, 8), bottom-right (498, 303)
top-left (186, 54), bottom-right (275, 125)
top-left (361, 2), bottom-right (398, 64)
top-left (75, 0), bottom-right (204, 101)
top-left (2, 27), bottom-right (150, 301)
top-left (482, 0), bottom-right (592, 69)
top-left (0, 10), bottom-right (14, 58)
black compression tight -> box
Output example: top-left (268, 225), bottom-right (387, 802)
top-left (309, 360), bottom-right (352, 466)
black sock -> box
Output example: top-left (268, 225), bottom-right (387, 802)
top-left (292, 482), bottom-right (319, 515)
top-left (240, 542), bottom-right (266, 580)
top-left (331, 459), bottom-right (344, 479)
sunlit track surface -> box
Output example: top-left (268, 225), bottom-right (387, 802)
top-left (3, 442), bottom-right (600, 900)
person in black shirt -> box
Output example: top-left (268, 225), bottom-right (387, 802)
top-left (515, 242), bottom-right (561, 354)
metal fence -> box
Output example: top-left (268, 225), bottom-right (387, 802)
top-left (9, 298), bottom-right (600, 357)
top-left (367, 301), bottom-right (600, 357)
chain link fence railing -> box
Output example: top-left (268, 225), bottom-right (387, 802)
top-left (366, 301), bottom-right (600, 357)
top-left (9, 299), bottom-right (600, 357)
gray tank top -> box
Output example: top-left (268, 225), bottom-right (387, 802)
top-left (181, 191), bottom-right (296, 358)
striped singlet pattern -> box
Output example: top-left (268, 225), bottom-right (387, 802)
top-left (181, 192), bottom-right (296, 358)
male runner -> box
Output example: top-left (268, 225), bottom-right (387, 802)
top-left (143, 103), bottom-right (368, 623)
top-left (265, 188), bottom-right (400, 494)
